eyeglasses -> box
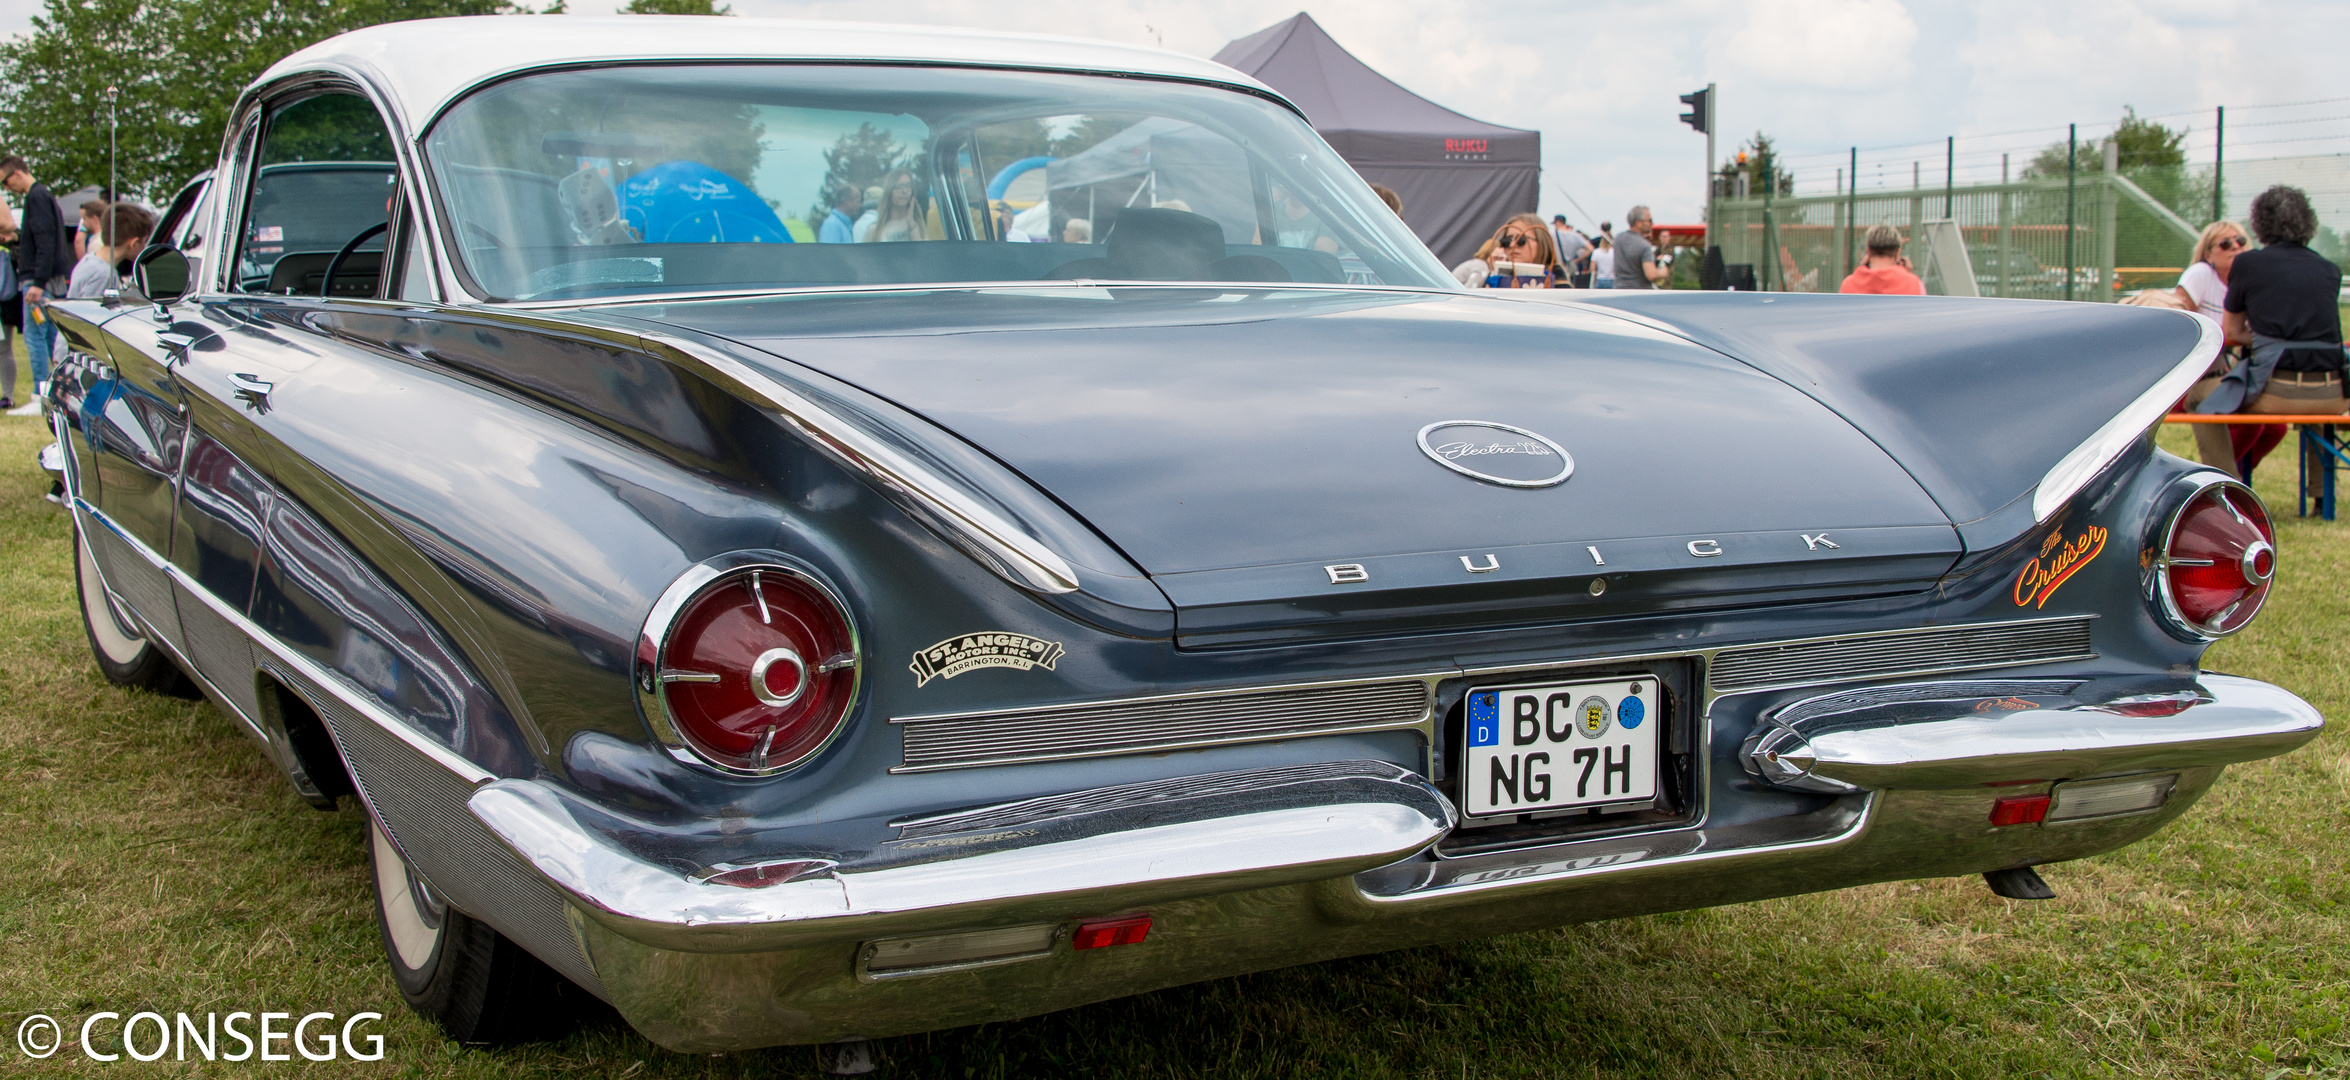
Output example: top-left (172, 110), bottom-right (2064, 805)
top-left (2214, 236), bottom-right (2247, 251)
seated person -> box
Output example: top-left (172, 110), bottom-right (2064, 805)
top-left (68, 202), bottom-right (153, 298)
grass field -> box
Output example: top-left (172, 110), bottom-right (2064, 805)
top-left (1, 349), bottom-right (2346, 1078)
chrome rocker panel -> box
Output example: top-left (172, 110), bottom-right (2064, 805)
top-left (469, 674), bottom-right (2317, 1051)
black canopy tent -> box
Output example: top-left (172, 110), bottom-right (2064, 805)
top-left (1214, 13), bottom-right (1540, 266)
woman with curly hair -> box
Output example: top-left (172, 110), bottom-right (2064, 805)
top-left (2195, 185), bottom-right (2347, 482)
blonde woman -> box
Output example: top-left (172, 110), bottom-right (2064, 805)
top-left (868, 169), bottom-right (928, 243)
top-left (2176, 220), bottom-right (2255, 474)
top-left (1451, 214), bottom-right (1564, 288)
top-left (2174, 219), bottom-right (2248, 319)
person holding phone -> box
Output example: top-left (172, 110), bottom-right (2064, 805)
top-left (1451, 214), bottom-right (1564, 288)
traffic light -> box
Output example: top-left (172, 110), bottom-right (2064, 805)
top-left (1679, 88), bottom-right (1710, 133)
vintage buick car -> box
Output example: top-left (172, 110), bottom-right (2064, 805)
top-left (45, 16), bottom-right (2321, 1054)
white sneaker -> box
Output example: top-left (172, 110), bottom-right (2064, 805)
top-left (6, 399), bottom-right (41, 417)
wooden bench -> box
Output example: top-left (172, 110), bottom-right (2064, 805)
top-left (2163, 413), bottom-right (2349, 520)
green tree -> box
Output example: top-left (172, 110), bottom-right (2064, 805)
top-left (0, 0), bottom-right (527, 199)
top-left (622, 0), bottom-right (731, 13)
top-left (2023, 108), bottom-right (2213, 270)
top-left (805, 122), bottom-right (908, 227)
top-left (1716, 132), bottom-right (1792, 197)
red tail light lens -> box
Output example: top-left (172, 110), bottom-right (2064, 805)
top-left (2154, 481), bottom-right (2274, 639)
top-left (642, 565), bottom-right (859, 774)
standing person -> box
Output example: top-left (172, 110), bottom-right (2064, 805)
top-left (4, 156), bottom-right (71, 400)
top-left (2197, 185), bottom-right (2346, 485)
top-left (1590, 222), bottom-right (1615, 288)
top-left (1838, 225), bottom-right (1927, 294)
top-left (1613, 207), bottom-right (1668, 289)
top-left (817, 182), bottom-right (861, 243)
top-left (1551, 215), bottom-right (1591, 288)
top-left (2174, 220), bottom-right (2255, 474)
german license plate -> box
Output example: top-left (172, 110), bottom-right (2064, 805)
top-left (1464, 676), bottom-right (1659, 818)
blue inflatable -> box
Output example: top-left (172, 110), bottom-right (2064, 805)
top-left (620, 161), bottom-right (791, 244)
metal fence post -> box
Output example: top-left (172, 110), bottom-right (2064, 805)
top-left (2065, 124), bottom-right (2077, 302)
top-left (1846, 146), bottom-right (1858, 278)
top-left (1945, 136), bottom-right (1954, 219)
top-left (2098, 140), bottom-right (2119, 301)
top-left (2213, 106), bottom-right (2225, 225)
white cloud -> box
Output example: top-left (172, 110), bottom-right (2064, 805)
top-left (1709, 0), bottom-right (1919, 90)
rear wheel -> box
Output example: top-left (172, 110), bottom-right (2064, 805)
top-left (74, 520), bottom-right (196, 696)
top-left (369, 819), bottom-right (577, 1043)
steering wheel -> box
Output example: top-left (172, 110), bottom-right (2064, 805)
top-left (320, 222), bottom-right (390, 298)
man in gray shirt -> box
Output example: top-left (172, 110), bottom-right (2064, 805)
top-left (1613, 205), bottom-right (1670, 289)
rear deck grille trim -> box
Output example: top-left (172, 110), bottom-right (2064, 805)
top-left (1708, 616), bottom-right (2096, 694)
top-left (893, 678), bottom-right (1434, 772)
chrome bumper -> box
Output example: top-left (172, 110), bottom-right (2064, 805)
top-left (471, 672), bottom-right (2318, 1051)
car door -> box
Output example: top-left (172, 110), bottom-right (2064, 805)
top-left (70, 305), bottom-right (190, 652)
top-left (150, 86), bottom-right (403, 715)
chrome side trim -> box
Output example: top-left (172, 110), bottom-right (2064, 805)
top-left (1707, 615), bottom-right (2097, 695)
top-left (76, 498), bottom-right (496, 787)
top-left (2033, 311), bottom-right (2222, 523)
top-left (890, 673), bottom-right (1442, 773)
top-left (69, 499), bottom-right (276, 748)
top-left (638, 333), bottom-right (1080, 594)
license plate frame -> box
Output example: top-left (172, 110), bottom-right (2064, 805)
top-left (1461, 674), bottom-right (1662, 821)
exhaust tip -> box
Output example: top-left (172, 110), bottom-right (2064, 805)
top-left (1983, 865), bottom-right (2056, 900)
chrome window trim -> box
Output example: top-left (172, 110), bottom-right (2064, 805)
top-left (2032, 310), bottom-right (2222, 523)
top-left (633, 553), bottom-right (864, 778)
top-left (501, 279), bottom-right (1467, 312)
top-left (2147, 474), bottom-right (2270, 642)
top-left (641, 332), bottom-right (1082, 594)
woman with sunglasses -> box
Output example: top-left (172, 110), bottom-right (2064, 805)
top-left (2176, 220), bottom-right (2256, 474)
top-left (2175, 220), bottom-right (2249, 319)
top-left (1451, 213), bottom-right (1565, 288)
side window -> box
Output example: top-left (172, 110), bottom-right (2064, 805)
top-left (235, 93), bottom-right (398, 296)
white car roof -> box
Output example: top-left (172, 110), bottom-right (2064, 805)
top-left (257, 16), bottom-right (1279, 130)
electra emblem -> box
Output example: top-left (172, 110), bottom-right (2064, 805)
top-left (1416, 421), bottom-right (1574, 488)
top-left (909, 633), bottom-right (1066, 687)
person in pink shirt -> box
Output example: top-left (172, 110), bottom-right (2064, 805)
top-left (1839, 225), bottom-right (1926, 295)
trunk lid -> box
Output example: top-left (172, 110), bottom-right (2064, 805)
top-left (634, 288), bottom-right (1962, 646)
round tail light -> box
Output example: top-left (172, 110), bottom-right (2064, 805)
top-left (638, 563), bottom-right (860, 774)
top-left (2153, 480), bottom-right (2274, 639)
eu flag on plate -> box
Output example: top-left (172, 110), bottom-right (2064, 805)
top-left (1468, 692), bottom-right (1499, 747)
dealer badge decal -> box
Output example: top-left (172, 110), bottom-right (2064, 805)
top-left (2013, 524), bottom-right (2107, 609)
top-left (909, 632), bottom-right (1066, 687)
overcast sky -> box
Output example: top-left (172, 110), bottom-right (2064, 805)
top-left (1, 0), bottom-right (2342, 229)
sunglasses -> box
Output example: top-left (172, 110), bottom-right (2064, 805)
top-left (2213, 236), bottom-right (2247, 251)
top-left (1498, 232), bottom-right (1540, 247)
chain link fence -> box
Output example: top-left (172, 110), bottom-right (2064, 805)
top-left (1708, 152), bottom-right (2350, 299)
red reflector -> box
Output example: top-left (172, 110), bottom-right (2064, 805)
top-left (1072, 915), bottom-right (1151, 950)
top-left (1989, 794), bottom-right (2051, 827)
top-left (2161, 483), bottom-right (2275, 637)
